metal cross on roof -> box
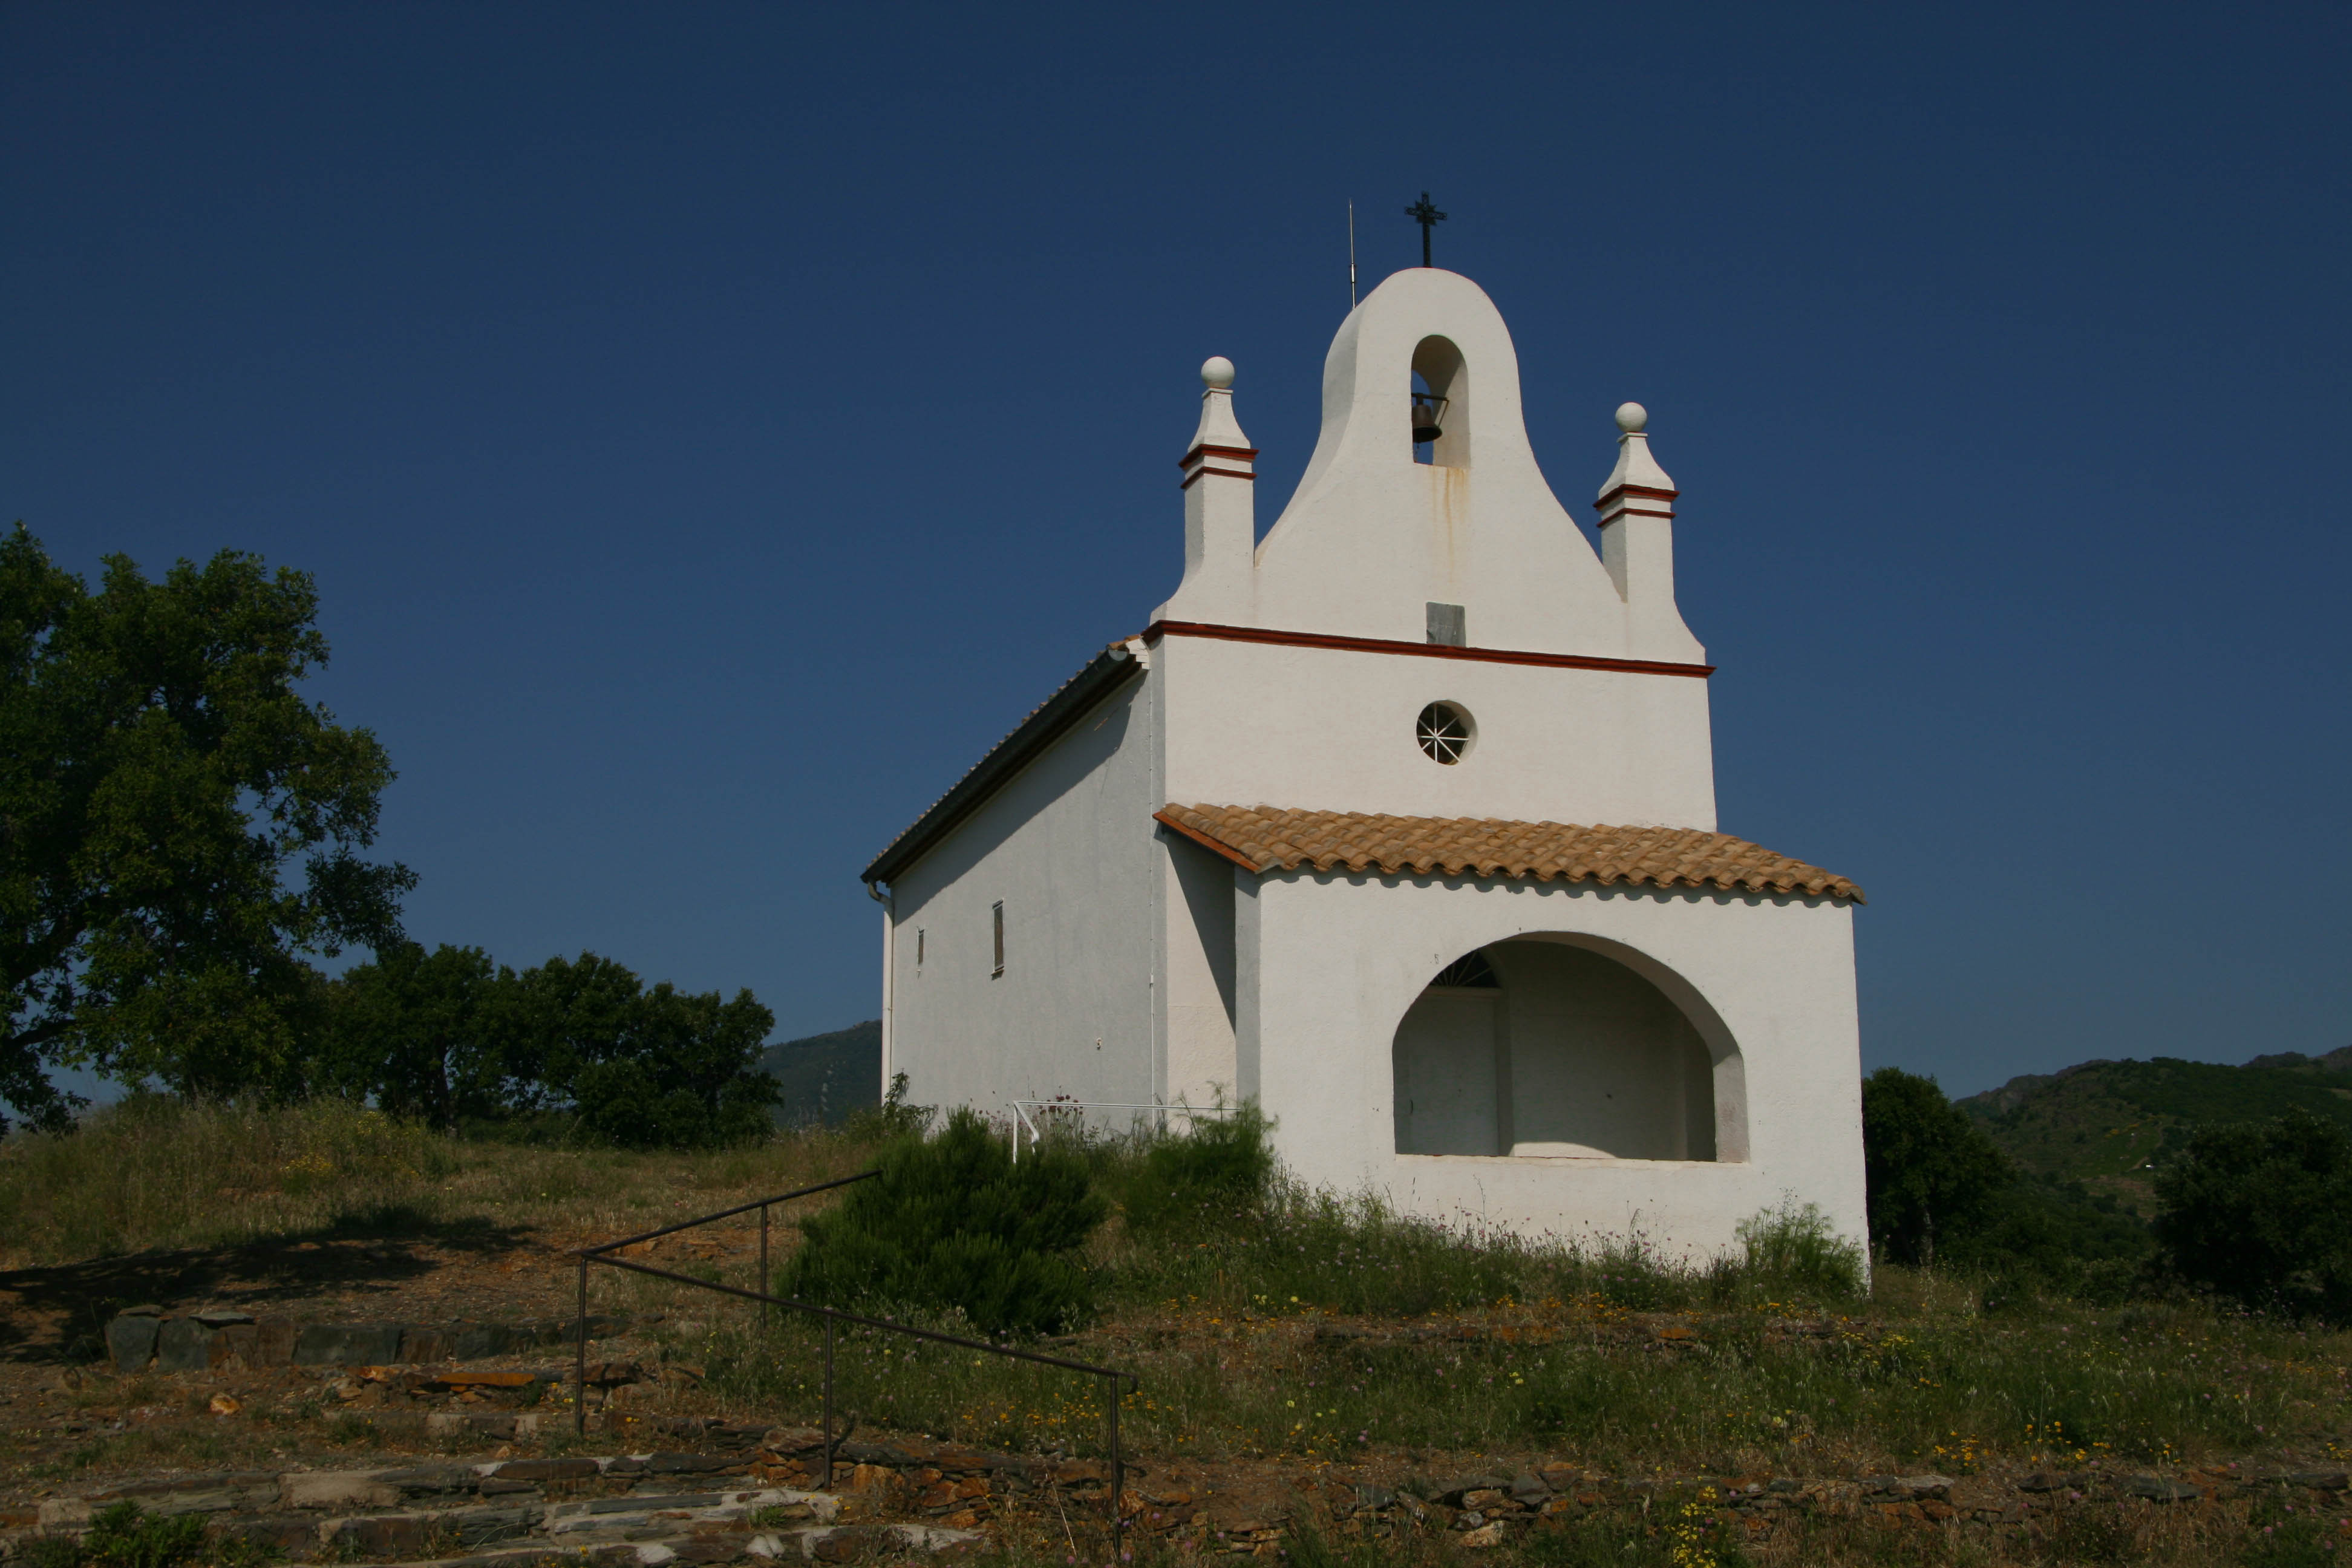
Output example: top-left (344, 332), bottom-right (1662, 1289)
top-left (1405, 191), bottom-right (1447, 267)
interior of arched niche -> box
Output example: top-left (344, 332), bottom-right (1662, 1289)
top-left (1410, 334), bottom-right (1469, 468)
top-left (1390, 932), bottom-right (1748, 1163)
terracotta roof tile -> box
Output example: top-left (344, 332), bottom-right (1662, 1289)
top-left (1154, 804), bottom-right (1863, 903)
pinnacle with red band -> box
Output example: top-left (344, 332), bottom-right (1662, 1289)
top-left (1595, 400), bottom-right (1678, 526)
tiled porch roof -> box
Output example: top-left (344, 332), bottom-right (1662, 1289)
top-left (1154, 804), bottom-right (1864, 903)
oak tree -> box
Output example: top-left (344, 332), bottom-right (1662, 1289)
top-left (0, 525), bottom-right (413, 1126)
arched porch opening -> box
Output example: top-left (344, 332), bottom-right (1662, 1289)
top-left (1390, 936), bottom-right (1744, 1161)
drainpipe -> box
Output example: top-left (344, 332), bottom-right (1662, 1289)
top-left (865, 880), bottom-right (894, 1097)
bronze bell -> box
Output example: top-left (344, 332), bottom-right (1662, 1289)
top-left (1411, 391), bottom-right (1448, 443)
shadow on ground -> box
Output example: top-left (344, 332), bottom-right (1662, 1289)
top-left (0, 1212), bottom-right (534, 1365)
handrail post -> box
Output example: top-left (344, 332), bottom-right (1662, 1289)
top-left (821, 1313), bottom-right (835, 1490)
top-left (574, 1255), bottom-right (589, 1437)
top-left (1108, 1371), bottom-right (1123, 1555)
top-left (572, 1169), bottom-right (1137, 1521)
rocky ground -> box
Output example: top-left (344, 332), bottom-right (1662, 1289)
top-left (2, 1390), bottom-right (2348, 1565)
top-left (5, 1210), bottom-right (2350, 1563)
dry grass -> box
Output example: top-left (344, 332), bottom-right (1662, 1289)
top-left (0, 1094), bottom-right (879, 1268)
top-left (7, 1099), bottom-right (2350, 1512)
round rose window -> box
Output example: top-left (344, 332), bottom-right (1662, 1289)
top-left (1416, 702), bottom-right (1473, 764)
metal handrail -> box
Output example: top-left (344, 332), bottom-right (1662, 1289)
top-left (572, 1170), bottom-right (1136, 1550)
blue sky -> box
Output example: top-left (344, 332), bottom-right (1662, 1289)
top-left (5, 2), bottom-right (2347, 1100)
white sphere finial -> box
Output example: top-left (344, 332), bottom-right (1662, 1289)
top-left (1615, 401), bottom-right (1648, 433)
top-left (1201, 356), bottom-right (1235, 390)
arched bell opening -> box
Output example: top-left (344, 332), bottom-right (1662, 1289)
top-left (1391, 936), bottom-right (1742, 1161)
top-left (1410, 335), bottom-right (1468, 468)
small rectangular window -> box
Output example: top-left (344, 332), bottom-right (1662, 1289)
top-left (1426, 601), bottom-right (1466, 647)
top-left (915, 929), bottom-right (925, 967)
top-left (990, 901), bottom-right (1005, 978)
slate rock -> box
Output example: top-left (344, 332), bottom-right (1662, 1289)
top-left (86, 1474), bottom-right (273, 1515)
top-left (377, 1466), bottom-right (480, 1497)
top-left (105, 1314), bottom-right (161, 1373)
top-left (523, 1315), bottom-right (625, 1346)
top-left (451, 1506), bottom-right (541, 1546)
top-left (155, 1318), bottom-right (216, 1373)
top-left (210, 1322), bottom-right (260, 1367)
top-left (1509, 1473), bottom-right (1549, 1501)
top-left (328, 1515), bottom-right (431, 1557)
top-left (294, 1322), bottom-right (402, 1366)
top-left (762, 1428), bottom-right (829, 1455)
top-left (252, 1320), bottom-right (298, 1367)
top-left (191, 1308), bottom-right (254, 1328)
top-left (2287, 1470), bottom-right (2350, 1492)
top-left (492, 1459), bottom-right (601, 1482)
top-left (2118, 1475), bottom-right (2202, 1502)
top-left (283, 1473), bottom-right (402, 1510)
top-left (1436, 1476), bottom-right (1509, 1505)
top-left (449, 1323), bottom-right (511, 1359)
top-left (810, 1527), bottom-right (883, 1563)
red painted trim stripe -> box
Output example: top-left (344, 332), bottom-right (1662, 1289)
top-left (1177, 443), bottom-right (1261, 469)
top-left (1142, 620), bottom-right (1715, 678)
top-left (1594, 483), bottom-right (1679, 509)
top-left (1178, 467), bottom-right (1258, 490)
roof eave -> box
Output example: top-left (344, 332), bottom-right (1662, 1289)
top-left (862, 642), bottom-right (1145, 887)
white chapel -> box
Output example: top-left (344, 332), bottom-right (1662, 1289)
top-left (861, 267), bottom-right (1867, 1255)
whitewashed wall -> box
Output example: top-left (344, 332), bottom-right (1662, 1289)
top-left (1154, 632), bottom-right (1717, 831)
top-left (1160, 830), bottom-right (1240, 1110)
top-left (886, 678), bottom-right (1163, 1119)
top-left (1236, 869), bottom-right (1867, 1259)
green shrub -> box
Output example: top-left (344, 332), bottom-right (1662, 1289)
top-left (2154, 1109), bottom-right (2352, 1324)
top-left (569, 981), bottom-right (779, 1149)
top-left (1958, 1172), bottom-right (2154, 1309)
top-left (315, 948), bottom-right (780, 1151)
top-left (1728, 1198), bottom-right (1867, 1302)
top-left (782, 1107), bottom-right (1107, 1336)
top-left (51, 1503), bottom-right (212, 1568)
top-left (1861, 1067), bottom-right (2013, 1266)
top-left (17, 1538), bottom-right (83, 1568)
top-left (1112, 1105), bottom-right (1273, 1238)
top-left (844, 1071), bottom-right (933, 1143)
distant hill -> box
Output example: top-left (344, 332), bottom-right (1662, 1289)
top-left (1958, 1045), bottom-right (2352, 1216)
top-left (759, 1020), bottom-right (883, 1126)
